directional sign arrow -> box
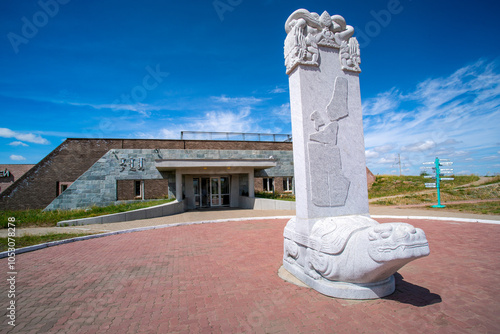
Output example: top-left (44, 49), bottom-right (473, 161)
top-left (424, 175), bottom-right (436, 179)
top-left (423, 162), bottom-right (434, 165)
top-left (425, 183), bottom-right (437, 188)
top-left (440, 162), bottom-right (453, 166)
top-left (440, 178), bottom-right (455, 181)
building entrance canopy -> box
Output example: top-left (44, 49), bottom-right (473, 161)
top-left (155, 158), bottom-right (277, 210)
top-left (154, 158), bottom-right (277, 171)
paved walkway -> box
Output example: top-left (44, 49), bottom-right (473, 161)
top-left (1, 216), bottom-right (499, 333)
top-left (2, 206), bottom-right (500, 238)
top-left (1, 208), bottom-right (296, 237)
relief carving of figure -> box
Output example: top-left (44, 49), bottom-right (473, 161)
top-left (284, 18), bottom-right (320, 73)
top-left (284, 9), bottom-right (360, 74)
top-left (340, 37), bottom-right (361, 72)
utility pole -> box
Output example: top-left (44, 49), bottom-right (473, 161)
top-left (393, 154), bottom-right (402, 176)
top-left (398, 154), bottom-right (402, 176)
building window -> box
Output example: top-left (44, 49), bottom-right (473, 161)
top-left (57, 182), bottom-right (73, 196)
top-left (135, 180), bottom-right (144, 199)
top-left (283, 177), bottom-right (293, 192)
top-left (263, 178), bottom-right (274, 192)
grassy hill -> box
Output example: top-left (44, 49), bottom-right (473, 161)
top-left (369, 175), bottom-right (500, 215)
top-left (368, 175), bottom-right (480, 199)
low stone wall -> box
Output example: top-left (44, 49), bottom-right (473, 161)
top-left (239, 196), bottom-right (296, 210)
top-left (56, 200), bottom-right (185, 226)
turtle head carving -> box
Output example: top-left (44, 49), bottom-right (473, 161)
top-left (367, 223), bottom-right (430, 263)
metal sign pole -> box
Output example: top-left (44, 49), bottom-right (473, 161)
top-left (432, 157), bottom-right (446, 208)
top-left (423, 157), bottom-right (453, 208)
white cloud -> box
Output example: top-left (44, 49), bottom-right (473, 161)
top-left (362, 88), bottom-right (400, 116)
top-left (402, 140), bottom-right (436, 152)
top-left (377, 157), bottom-right (396, 164)
top-left (363, 59), bottom-right (500, 175)
top-left (0, 128), bottom-right (49, 144)
top-left (374, 144), bottom-right (395, 153)
top-left (8, 141), bottom-right (28, 147)
top-left (137, 110), bottom-right (152, 118)
top-left (272, 103), bottom-right (290, 116)
top-left (10, 154), bottom-right (26, 161)
top-left (212, 95), bottom-right (263, 105)
top-left (155, 108), bottom-right (265, 140)
top-left (270, 103), bottom-right (291, 125)
top-left (127, 92), bottom-right (288, 140)
top-left (451, 150), bottom-right (468, 157)
top-left (439, 139), bottom-right (462, 146)
top-left (481, 156), bottom-right (498, 161)
top-left (66, 101), bottom-right (159, 116)
top-left (365, 150), bottom-right (379, 159)
top-left (270, 86), bottom-right (287, 94)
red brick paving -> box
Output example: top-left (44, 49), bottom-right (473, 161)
top-left (1, 218), bottom-right (500, 333)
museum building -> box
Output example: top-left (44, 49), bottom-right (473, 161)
top-left (0, 133), bottom-right (297, 211)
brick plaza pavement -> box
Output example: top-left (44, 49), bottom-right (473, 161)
top-left (1, 218), bottom-right (499, 333)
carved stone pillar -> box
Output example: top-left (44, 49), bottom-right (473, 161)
top-left (282, 9), bottom-right (429, 299)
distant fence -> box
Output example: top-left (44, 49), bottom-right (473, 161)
top-left (180, 131), bottom-right (292, 142)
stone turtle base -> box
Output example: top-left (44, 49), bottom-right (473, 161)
top-left (280, 263), bottom-right (395, 299)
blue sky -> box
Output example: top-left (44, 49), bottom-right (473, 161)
top-left (1, 0), bottom-right (499, 175)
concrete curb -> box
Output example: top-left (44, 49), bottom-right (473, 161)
top-left (2, 214), bottom-right (499, 259)
top-left (371, 215), bottom-right (500, 225)
top-left (56, 200), bottom-right (184, 226)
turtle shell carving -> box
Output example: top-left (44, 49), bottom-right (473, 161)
top-left (309, 215), bottom-right (377, 254)
top-left (305, 216), bottom-right (430, 283)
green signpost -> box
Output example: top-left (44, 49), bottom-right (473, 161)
top-left (422, 157), bottom-right (454, 208)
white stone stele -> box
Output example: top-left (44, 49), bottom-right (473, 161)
top-left (283, 9), bottom-right (430, 299)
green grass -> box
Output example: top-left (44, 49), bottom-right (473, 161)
top-left (0, 199), bottom-right (174, 229)
top-left (372, 184), bottom-right (499, 206)
top-left (368, 175), bottom-right (480, 199)
top-left (370, 179), bottom-right (500, 212)
top-left (255, 192), bottom-right (296, 201)
top-left (0, 233), bottom-right (96, 252)
top-left (432, 201), bottom-right (500, 215)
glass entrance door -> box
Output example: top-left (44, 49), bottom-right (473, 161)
top-left (211, 177), bottom-right (221, 206)
top-left (220, 176), bottom-right (230, 205)
top-left (201, 178), bottom-right (210, 207)
top-left (194, 176), bottom-right (230, 208)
